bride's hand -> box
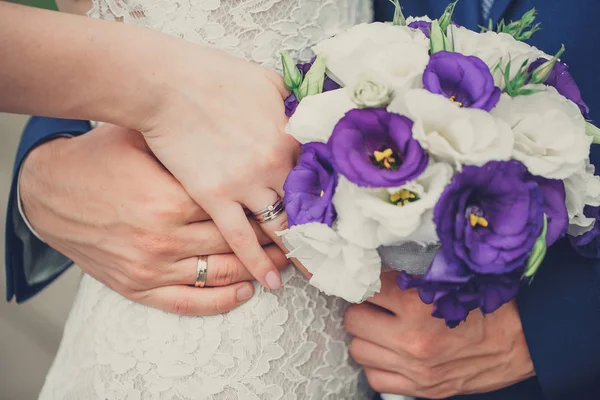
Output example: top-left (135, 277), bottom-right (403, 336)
top-left (139, 49), bottom-right (300, 290)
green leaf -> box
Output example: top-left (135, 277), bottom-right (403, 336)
top-left (429, 20), bottom-right (447, 54)
top-left (281, 52), bottom-right (303, 91)
top-left (504, 58), bottom-right (543, 97)
top-left (529, 44), bottom-right (566, 84)
top-left (438, 0), bottom-right (459, 32)
top-left (586, 121), bottom-right (600, 144)
top-left (296, 55), bottom-right (327, 101)
top-left (524, 214), bottom-right (548, 279)
top-left (388, 0), bottom-right (406, 26)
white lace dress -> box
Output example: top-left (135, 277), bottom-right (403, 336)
top-left (39, 1), bottom-right (374, 399)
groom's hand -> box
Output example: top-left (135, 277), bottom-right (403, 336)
top-left (345, 272), bottom-right (535, 399)
top-left (19, 124), bottom-right (289, 315)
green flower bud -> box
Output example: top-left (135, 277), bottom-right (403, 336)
top-left (296, 55), bottom-right (327, 101)
top-left (530, 44), bottom-right (566, 85)
top-left (388, 0), bottom-right (406, 26)
top-left (281, 51), bottom-right (303, 91)
top-left (524, 214), bottom-right (547, 280)
top-left (438, 0), bottom-right (459, 32)
top-left (430, 20), bottom-right (447, 54)
top-left (586, 121), bottom-right (600, 145)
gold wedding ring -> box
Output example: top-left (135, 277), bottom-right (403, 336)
top-left (252, 197), bottom-right (285, 223)
top-left (195, 255), bottom-right (208, 287)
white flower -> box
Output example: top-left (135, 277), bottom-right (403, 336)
top-left (333, 163), bottom-right (453, 248)
top-left (390, 89), bottom-right (514, 168)
top-left (279, 223), bottom-right (381, 303)
top-left (350, 79), bottom-right (394, 108)
top-left (564, 161), bottom-right (600, 236)
top-left (313, 22), bottom-right (430, 91)
top-left (285, 89), bottom-right (354, 144)
top-left (449, 26), bottom-right (547, 89)
top-left (406, 15), bottom-right (432, 24)
top-left (491, 88), bottom-right (591, 179)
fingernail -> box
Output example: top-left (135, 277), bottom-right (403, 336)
top-left (236, 286), bottom-right (253, 302)
top-left (265, 271), bottom-right (281, 290)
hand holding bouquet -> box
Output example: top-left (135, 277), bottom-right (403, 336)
top-left (279, 1), bottom-right (600, 328)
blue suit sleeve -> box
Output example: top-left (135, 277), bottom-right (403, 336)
top-left (517, 239), bottom-right (600, 399)
top-left (5, 117), bottom-right (92, 303)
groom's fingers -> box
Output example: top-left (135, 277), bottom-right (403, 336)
top-left (164, 244), bottom-right (289, 287)
top-left (176, 219), bottom-right (273, 258)
top-left (138, 282), bottom-right (255, 316)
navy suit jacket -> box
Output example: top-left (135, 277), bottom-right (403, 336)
top-left (5, 1), bottom-right (600, 399)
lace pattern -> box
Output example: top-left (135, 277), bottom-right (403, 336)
top-left (88, 0), bottom-right (373, 70)
top-left (41, 268), bottom-right (372, 399)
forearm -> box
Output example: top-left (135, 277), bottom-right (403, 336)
top-left (0, 2), bottom-right (194, 130)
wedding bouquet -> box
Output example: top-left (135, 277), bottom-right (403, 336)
top-left (278, 1), bottom-right (600, 328)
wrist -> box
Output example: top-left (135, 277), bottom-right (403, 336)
top-left (20, 137), bottom-right (72, 236)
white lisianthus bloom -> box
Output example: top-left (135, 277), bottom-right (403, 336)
top-left (564, 161), bottom-right (600, 236)
top-left (491, 88), bottom-right (591, 179)
top-left (406, 15), bottom-right (432, 24)
top-left (333, 163), bottom-right (453, 248)
top-left (279, 223), bottom-right (381, 303)
top-left (390, 89), bottom-right (514, 169)
top-left (449, 26), bottom-right (547, 89)
top-left (350, 79), bottom-right (394, 109)
top-left (285, 89), bottom-right (354, 144)
top-left (313, 22), bottom-right (430, 92)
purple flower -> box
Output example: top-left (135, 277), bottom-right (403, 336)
top-left (408, 21), bottom-right (461, 38)
top-left (529, 175), bottom-right (568, 246)
top-left (408, 20), bottom-right (433, 37)
top-left (529, 58), bottom-right (590, 119)
top-left (423, 51), bottom-right (501, 111)
top-left (398, 260), bottom-right (523, 328)
top-left (569, 206), bottom-right (600, 259)
top-left (328, 109), bottom-right (428, 188)
top-left (283, 142), bottom-right (338, 227)
top-left (399, 161), bottom-right (547, 327)
top-left (436, 160), bottom-right (545, 275)
top-left (284, 61), bottom-right (341, 117)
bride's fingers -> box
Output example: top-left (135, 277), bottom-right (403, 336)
top-left (255, 208), bottom-right (312, 280)
top-left (207, 202), bottom-right (282, 290)
top-left (138, 282), bottom-right (255, 316)
top-left (163, 244), bottom-right (289, 287)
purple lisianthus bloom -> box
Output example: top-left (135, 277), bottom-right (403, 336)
top-left (408, 20), bottom-right (433, 37)
top-left (436, 160), bottom-right (545, 274)
top-left (284, 61), bottom-right (341, 117)
top-left (423, 51), bottom-right (501, 111)
top-left (528, 58), bottom-right (590, 119)
top-left (398, 256), bottom-right (523, 328)
top-left (529, 175), bottom-right (568, 246)
top-left (283, 142), bottom-right (338, 227)
top-left (569, 206), bottom-right (600, 259)
top-left (408, 21), bottom-right (461, 38)
top-left (399, 160), bottom-right (547, 327)
top-left (328, 109), bottom-right (428, 188)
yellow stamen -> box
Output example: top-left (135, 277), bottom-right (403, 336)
top-left (374, 148), bottom-right (394, 162)
top-left (320, 190), bottom-right (325, 197)
top-left (390, 189), bottom-right (418, 206)
top-left (469, 214), bottom-right (489, 228)
top-left (374, 148), bottom-right (396, 170)
top-left (449, 95), bottom-right (463, 107)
